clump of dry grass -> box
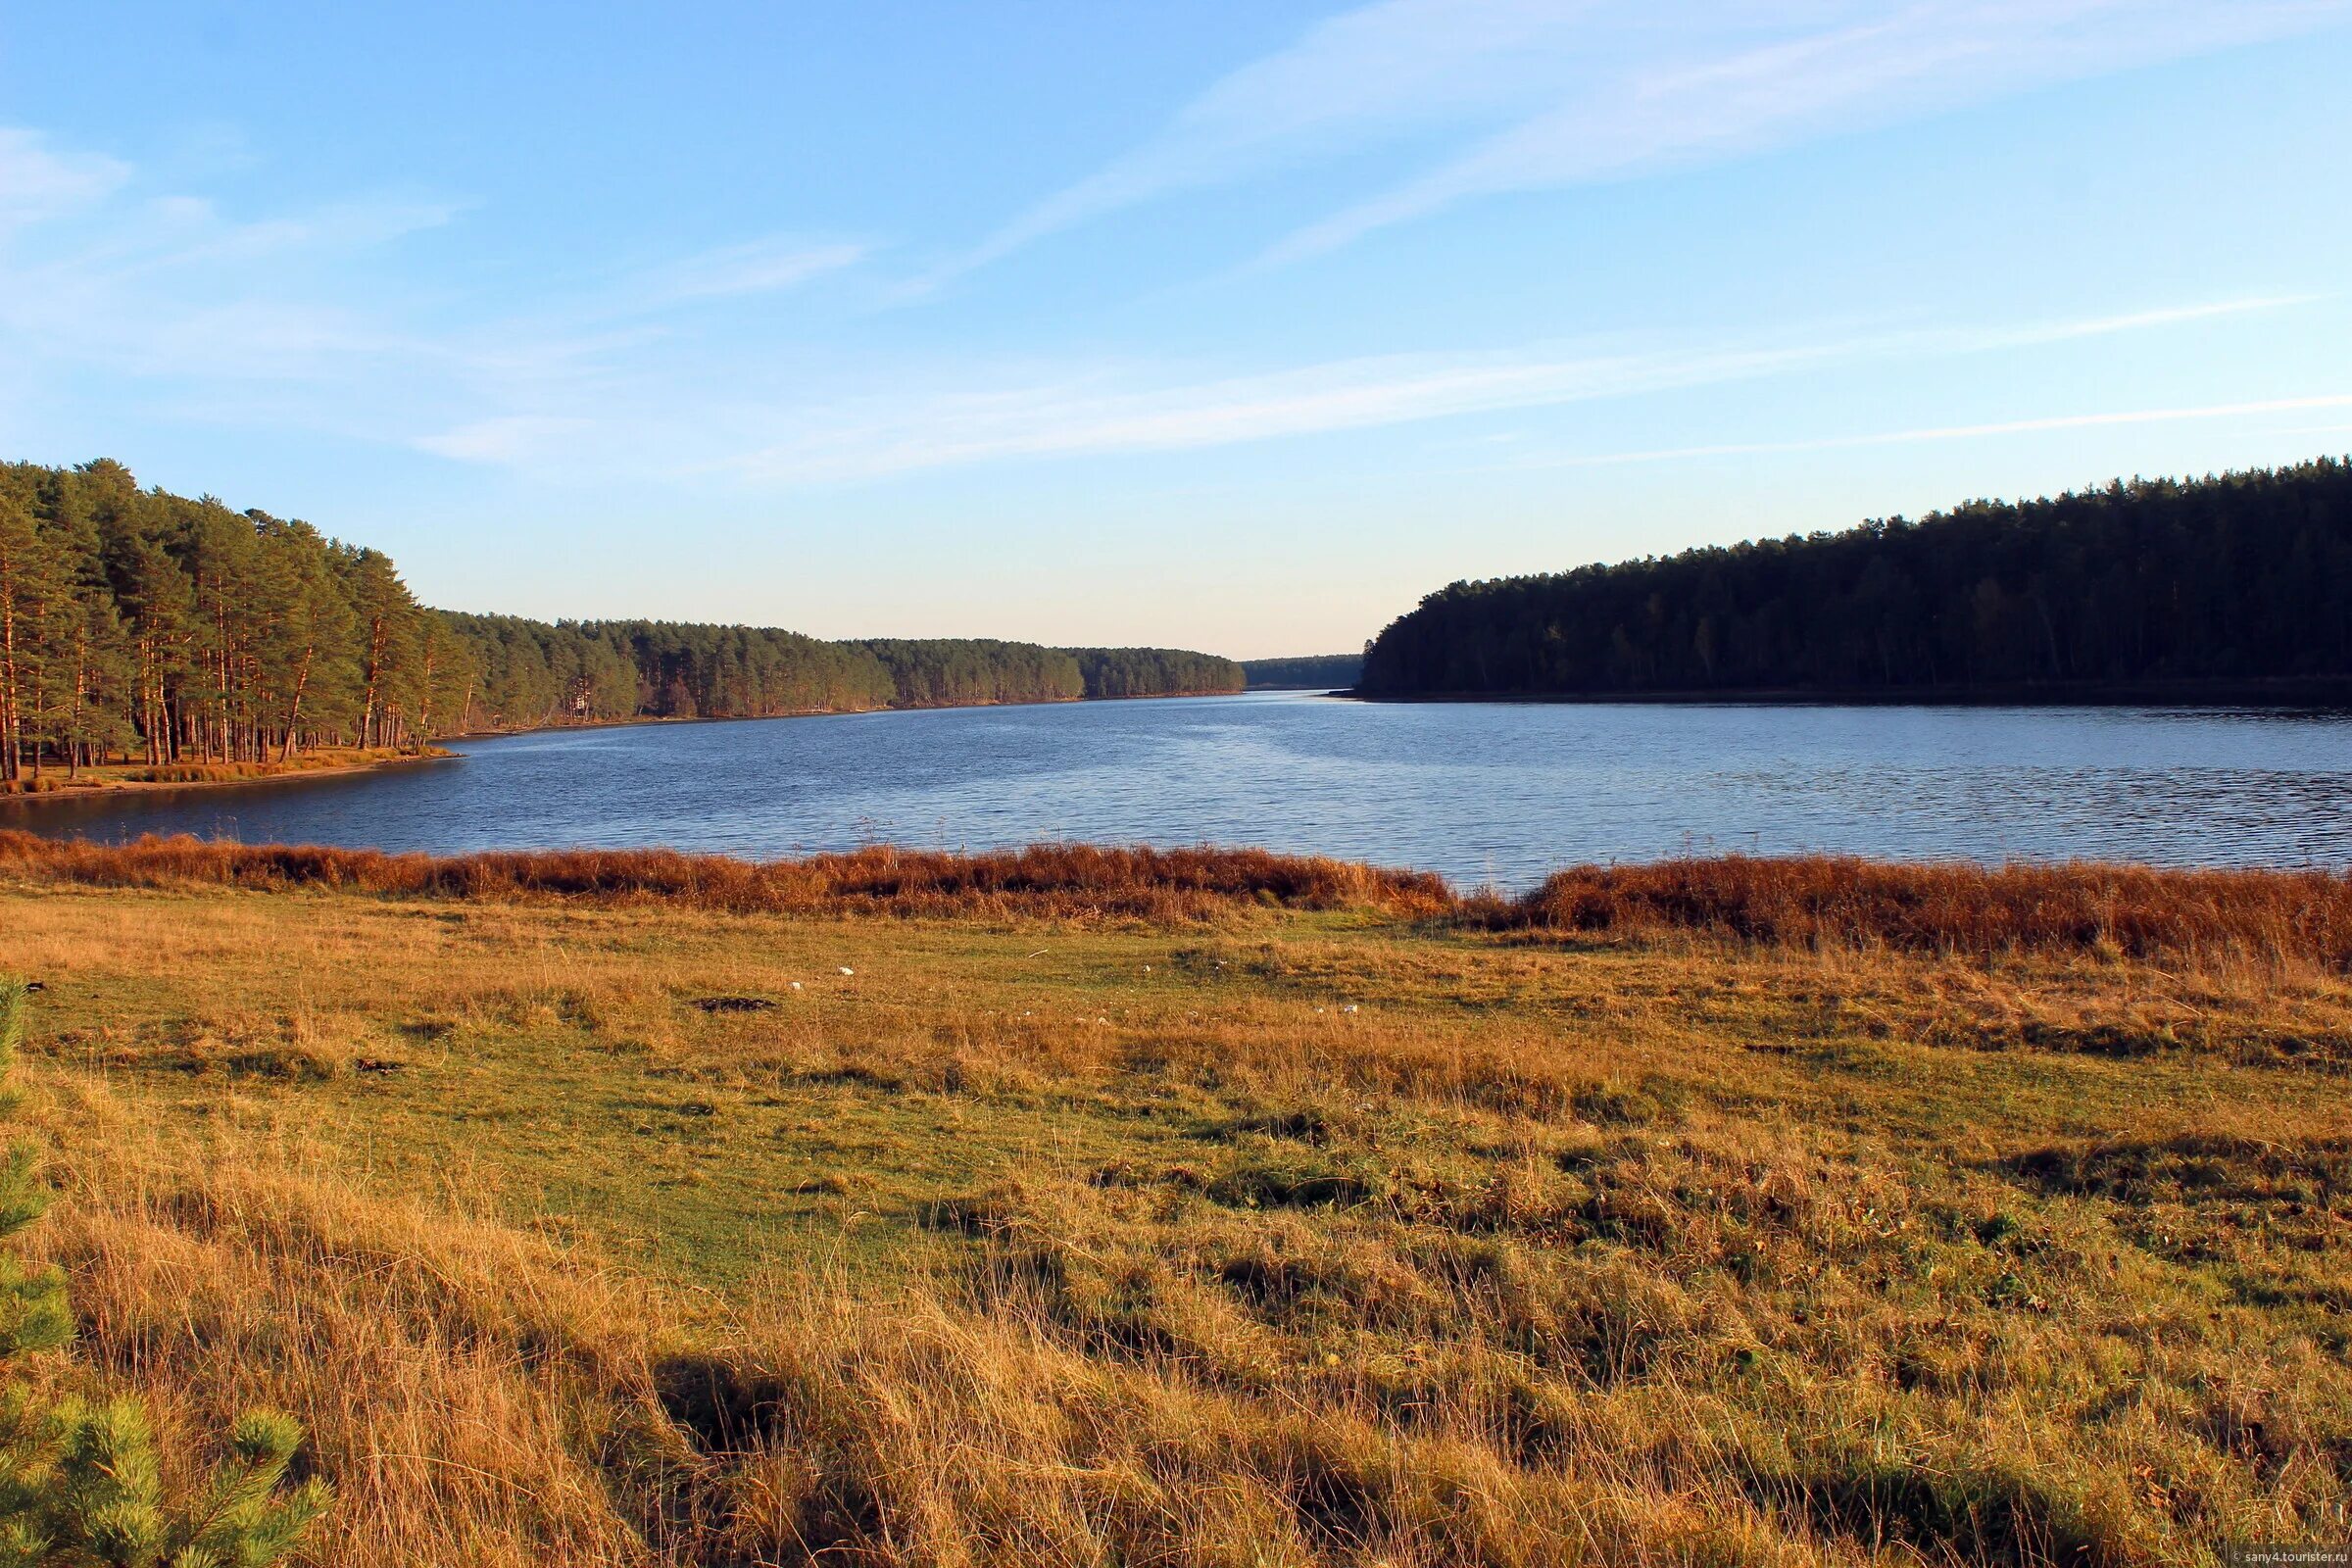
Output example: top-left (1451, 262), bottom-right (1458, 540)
top-left (9, 835), bottom-right (2347, 963)
top-left (128, 760), bottom-right (345, 783)
top-left (0, 834), bottom-right (1451, 921)
top-left (1485, 855), bottom-right (2352, 965)
top-left (30, 1086), bottom-right (673, 1566)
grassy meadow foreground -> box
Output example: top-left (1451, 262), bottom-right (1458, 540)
top-left (0, 837), bottom-right (2346, 1565)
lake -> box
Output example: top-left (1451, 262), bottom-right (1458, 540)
top-left (6, 693), bottom-right (2349, 890)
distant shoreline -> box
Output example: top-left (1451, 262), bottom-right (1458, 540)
top-left (440, 685), bottom-right (1250, 741)
top-left (1344, 676), bottom-right (2352, 709)
top-left (0, 748), bottom-right (456, 808)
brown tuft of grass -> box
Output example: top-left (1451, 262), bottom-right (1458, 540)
top-left (0, 834), bottom-right (1451, 922)
top-left (30, 1089), bottom-right (673, 1566)
top-left (1484, 854), bottom-right (2352, 965)
top-left (9, 834), bottom-right (2347, 962)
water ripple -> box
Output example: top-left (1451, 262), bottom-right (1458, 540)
top-left (6, 694), bottom-right (2349, 890)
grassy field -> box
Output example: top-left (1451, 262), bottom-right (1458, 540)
top-left (0, 841), bottom-right (2346, 1565)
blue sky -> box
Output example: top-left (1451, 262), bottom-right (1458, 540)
top-left (3, 2), bottom-right (2350, 658)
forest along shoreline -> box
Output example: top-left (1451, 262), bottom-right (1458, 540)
top-left (0, 459), bottom-right (1250, 791)
top-left (1352, 459), bottom-right (2352, 704)
top-left (1340, 675), bottom-right (2352, 708)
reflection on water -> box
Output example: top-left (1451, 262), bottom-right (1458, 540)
top-left (6, 693), bottom-right (2348, 890)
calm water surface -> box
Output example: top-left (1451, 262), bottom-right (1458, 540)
top-left (7, 694), bottom-right (2349, 889)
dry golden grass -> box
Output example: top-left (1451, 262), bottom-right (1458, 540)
top-left (35, 1104), bottom-right (663, 1564)
top-left (0, 833), bottom-right (1451, 921)
top-left (9, 834), bottom-right (2343, 964)
top-left (1, 845), bottom-right (2346, 1565)
top-left (1490, 855), bottom-right (2352, 965)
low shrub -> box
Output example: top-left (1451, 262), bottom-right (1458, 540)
top-left (0, 979), bottom-right (328, 1562)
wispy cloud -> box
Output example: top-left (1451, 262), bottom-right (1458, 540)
top-left (932, 0), bottom-right (1583, 283)
top-left (0, 118), bottom-right (2323, 498)
top-left (0, 124), bottom-right (872, 458)
top-left (0, 215), bottom-right (446, 384)
top-left (0, 128), bottom-right (479, 393)
top-left (1495, 393), bottom-right (2352, 471)
top-left (413, 415), bottom-right (598, 465)
top-left (944, 0), bottom-right (2352, 276)
top-left (0, 126), bottom-right (130, 228)
top-left (726, 295), bottom-right (2306, 484)
top-left (1274, 0), bottom-right (2352, 262)
top-left (634, 237), bottom-right (867, 307)
top-left (115, 196), bottom-right (466, 273)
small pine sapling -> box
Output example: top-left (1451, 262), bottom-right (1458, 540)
top-left (0, 978), bottom-right (329, 1566)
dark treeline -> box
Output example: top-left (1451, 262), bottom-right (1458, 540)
top-left (0, 460), bottom-right (1236, 781)
top-left (853, 642), bottom-right (1245, 707)
top-left (1243, 654), bottom-right (1362, 690)
top-left (858, 639), bottom-right (1085, 707)
top-left (444, 614), bottom-right (896, 727)
top-left (1361, 458), bottom-right (2352, 699)
top-left (1066, 647), bottom-right (1246, 699)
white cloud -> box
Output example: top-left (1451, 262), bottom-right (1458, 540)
top-left (940, 0), bottom-right (1588, 279)
top-left (0, 125), bottom-right (873, 461)
top-left (1496, 392), bottom-right (2352, 470)
top-left (726, 295), bottom-right (2304, 484)
top-left (0, 118), bottom-right (2322, 498)
top-left (0, 126), bottom-right (131, 228)
top-left (0, 182), bottom-right (459, 383)
top-left (645, 238), bottom-right (866, 304)
top-left (1275, 0), bottom-right (2352, 261)
top-left (147, 197), bottom-right (465, 269)
top-left (415, 415), bottom-right (597, 464)
top-left (942, 0), bottom-right (2352, 274)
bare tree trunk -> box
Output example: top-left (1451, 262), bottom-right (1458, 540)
top-left (146, 639), bottom-right (164, 766)
top-left (362, 612), bottom-right (389, 750)
top-left (0, 571), bottom-right (18, 784)
top-left (66, 624), bottom-right (87, 779)
top-left (281, 645), bottom-right (314, 763)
